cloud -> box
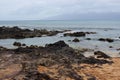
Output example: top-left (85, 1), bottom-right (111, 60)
top-left (0, 0), bottom-right (120, 20)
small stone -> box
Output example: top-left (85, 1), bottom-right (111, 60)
top-left (13, 42), bottom-right (21, 47)
top-left (86, 38), bottom-right (91, 40)
top-left (22, 43), bottom-right (26, 46)
top-left (64, 32), bottom-right (86, 37)
top-left (98, 38), bottom-right (114, 43)
top-left (109, 46), bottom-right (113, 48)
top-left (72, 38), bottom-right (80, 42)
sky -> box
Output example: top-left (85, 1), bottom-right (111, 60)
top-left (0, 0), bottom-right (120, 20)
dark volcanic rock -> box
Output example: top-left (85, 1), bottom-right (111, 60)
top-left (22, 43), bottom-right (26, 46)
top-left (0, 41), bottom-right (113, 80)
top-left (0, 26), bottom-right (63, 39)
top-left (109, 46), bottom-right (113, 48)
top-left (64, 32), bottom-right (86, 37)
top-left (98, 38), bottom-right (114, 43)
top-left (13, 42), bottom-right (26, 47)
top-left (98, 38), bottom-right (106, 41)
top-left (64, 32), bottom-right (96, 37)
top-left (117, 48), bottom-right (120, 51)
top-left (86, 38), bottom-right (91, 40)
top-left (0, 26), bottom-right (32, 39)
top-left (45, 40), bottom-right (69, 49)
top-left (72, 38), bottom-right (80, 42)
top-left (68, 40), bottom-right (72, 42)
top-left (94, 51), bottom-right (111, 58)
top-left (106, 38), bottom-right (114, 42)
top-left (85, 32), bottom-right (97, 34)
top-left (13, 42), bottom-right (22, 47)
top-left (14, 47), bottom-right (34, 53)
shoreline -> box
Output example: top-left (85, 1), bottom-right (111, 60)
top-left (0, 26), bottom-right (120, 57)
top-left (0, 26), bottom-right (120, 79)
top-left (0, 40), bottom-right (119, 80)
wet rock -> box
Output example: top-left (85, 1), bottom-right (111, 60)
top-left (85, 32), bottom-right (96, 34)
top-left (98, 38), bottom-right (114, 43)
top-left (106, 38), bottom-right (114, 42)
top-left (0, 26), bottom-right (63, 39)
top-left (94, 51), bottom-right (111, 58)
top-left (14, 47), bottom-right (33, 53)
top-left (13, 42), bottom-right (22, 47)
top-left (45, 40), bottom-right (69, 49)
top-left (72, 38), bottom-right (80, 42)
top-left (68, 40), bottom-right (72, 42)
top-left (86, 38), bottom-right (91, 40)
top-left (22, 43), bottom-right (26, 46)
top-left (34, 29), bottom-right (63, 36)
top-left (64, 32), bottom-right (86, 37)
top-left (117, 48), bottom-right (120, 51)
top-left (47, 31), bottom-right (60, 36)
top-left (64, 32), bottom-right (96, 37)
top-left (98, 38), bottom-right (106, 41)
top-left (63, 30), bottom-right (72, 32)
top-left (29, 45), bottom-right (39, 49)
top-left (13, 42), bottom-right (26, 47)
top-left (109, 46), bottom-right (113, 48)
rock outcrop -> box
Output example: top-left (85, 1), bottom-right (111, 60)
top-left (72, 38), bottom-right (80, 42)
top-left (64, 32), bottom-right (86, 37)
top-left (64, 32), bottom-right (96, 37)
top-left (98, 38), bottom-right (114, 43)
top-left (0, 26), bottom-right (63, 39)
top-left (0, 41), bottom-right (113, 80)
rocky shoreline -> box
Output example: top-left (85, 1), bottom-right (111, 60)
top-left (0, 26), bottom-right (64, 39)
top-left (0, 26), bottom-right (120, 80)
top-left (0, 40), bottom-right (114, 80)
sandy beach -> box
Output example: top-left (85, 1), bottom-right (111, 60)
top-left (80, 58), bottom-right (120, 80)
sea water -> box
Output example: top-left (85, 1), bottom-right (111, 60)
top-left (0, 20), bottom-right (120, 57)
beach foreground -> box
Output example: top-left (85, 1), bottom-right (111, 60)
top-left (80, 58), bottom-right (120, 80)
top-left (0, 40), bottom-right (119, 80)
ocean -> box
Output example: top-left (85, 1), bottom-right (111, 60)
top-left (0, 20), bottom-right (120, 30)
top-left (0, 20), bottom-right (120, 57)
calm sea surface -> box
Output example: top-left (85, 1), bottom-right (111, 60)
top-left (0, 20), bottom-right (120, 57)
top-left (0, 20), bottom-right (120, 30)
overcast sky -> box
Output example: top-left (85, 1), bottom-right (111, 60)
top-left (0, 0), bottom-right (120, 20)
